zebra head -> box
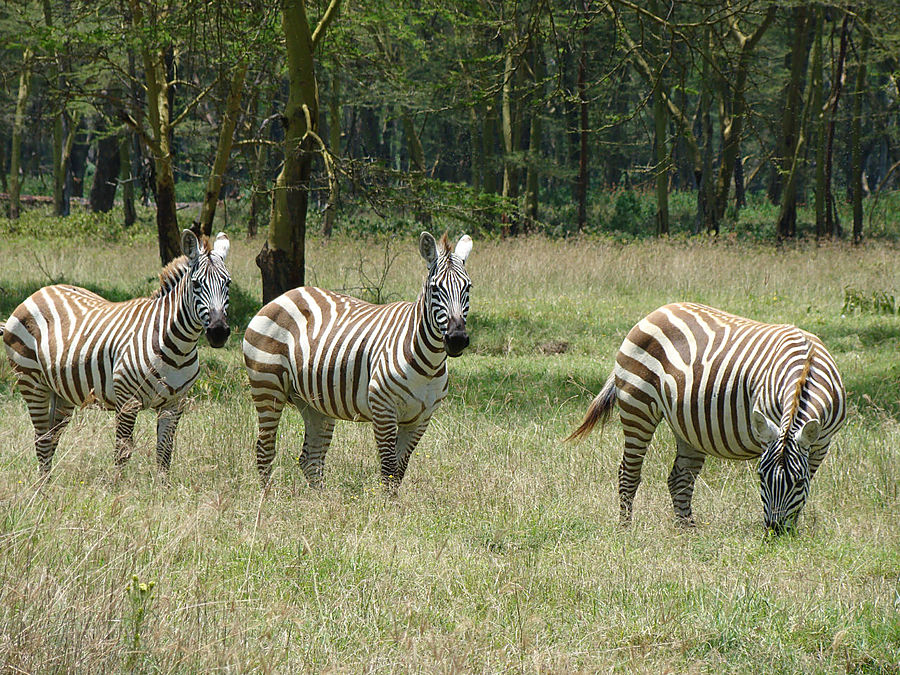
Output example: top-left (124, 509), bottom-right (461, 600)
top-left (419, 232), bottom-right (473, 357)
top-left (182, 229), bottom-right (232, 348)
top-left (752, 409), bottom-right (821, 534)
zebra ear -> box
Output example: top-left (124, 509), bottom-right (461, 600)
top-left (751, 409), bottom-right (780, 446)
top-left (181, 229), bottom-right (200, 263)
top-left (419, 232), bottom-right (437, 266)
top-left (454, 234), bottom-right (473, 263)
top-left (213, 232), bottom-right (230, 260)
top-left (795, 420), bottom-right (821, 449)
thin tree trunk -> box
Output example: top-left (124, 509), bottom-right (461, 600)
top-left (851, 9), bottom-right (872, 244)
top-left (825, 11), bottom-right (851, 238)
top-left (776, 6), bottom-right (812, 240)
top-left (652, 0), bottom-right (668, 236)
top-left (322, 71), bottom-right (341, 237)
top-left (714, 7), bottom-right (776, 224)
top-left (198, 61), bottom-right (247, 236)
top-left (8, 48), bottom-right (33, 220)
top-left (695, 27), bottom-right (715, 234)
top-left (812, 6), bottom-right (825, 238)
top-left (120, 126), bottom-right (136, 227)
top-left (654, 69), bottom-right (669, 235)
top-left (575, 1), bottom-right (590, 231)
top-left (524, 41), bottom-right (544, 227)
top-left (482, 98), bottom-right (498, 195)
top-left (90, 127), bottom-right (121, 213)
top-left (501, 34), bottom-right (520, 235)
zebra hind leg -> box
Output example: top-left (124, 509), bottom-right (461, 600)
top-left (668, 438), bottom-right (707, 527)
top-left (618, 413), bottom-right (659, 526)
top-left (23, 387), bottom-right (70, 474)
top-left (297, 407), bottom-right (335, 489)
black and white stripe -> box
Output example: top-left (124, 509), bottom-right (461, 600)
top-left (568, 302), bottom-right (846, 532)
top-left (242, 232), bottom-right (473, 491)
top-left (2, 230), bottom-right (231, 474)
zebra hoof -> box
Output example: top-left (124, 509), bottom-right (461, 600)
top-left (674, 515), bottom-right (697, 529)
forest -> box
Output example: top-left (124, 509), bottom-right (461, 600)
top-left (0, 1), bottom-right (899, 672)
top-left (2, 2), bottom-right (900, 267)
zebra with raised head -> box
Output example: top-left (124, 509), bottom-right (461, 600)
top-left (242, 231), bottom-right (473, 491)
top-left (567, 302), bottom-right (846, 533)
top-left (2, 230), bottom-right (231, 474)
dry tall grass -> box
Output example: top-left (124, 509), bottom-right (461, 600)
top-left (0, 234), bottom-right (897, 672)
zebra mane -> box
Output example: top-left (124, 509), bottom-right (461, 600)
top-left (786, 340), bottom-right (816, 429)
top-left (151, 234), bottom-right (210, 299)
top-left (438, 232), bottom-right (452, 255)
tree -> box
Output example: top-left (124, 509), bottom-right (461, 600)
top-left (256, 0), bottom-right (340, 304)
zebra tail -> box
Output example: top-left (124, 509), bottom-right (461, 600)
top-left (565, 373), bottom-right (617, 442)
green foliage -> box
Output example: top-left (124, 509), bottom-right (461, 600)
top-left (843, 286), bottom-right (898, 315)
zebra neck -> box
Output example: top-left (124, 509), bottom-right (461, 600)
top-left (412, 292), bottom-right (447, 372)
top-left (151, 281), bottom-right (204, 360)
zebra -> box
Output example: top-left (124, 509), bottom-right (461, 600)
top-left (242, 231), bottom-right (473, 492)
top-left (2, 229), bottom-right (231, 474)
top-left (567, 302), bottom-right (846, 533)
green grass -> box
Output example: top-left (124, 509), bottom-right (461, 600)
top-left (0, 227), bottom-right (898, 672)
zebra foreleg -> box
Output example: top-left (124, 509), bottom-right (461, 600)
top-left (395, 419), bottom-right (431, 484)
top-left (808, 443), bottom-right (830, 480)
top-left (372, 409), bottom-right (401, 494)
top-left (253, 394), bottom-right (286, 486)
top-left (668, 438), bottom-right (707, 527)
top-left (155, 401), bottom-right (184, 473)
top-left (114, 399), bottom-right (141, 466)
top-left (297, 407), bottom-right (335, 489)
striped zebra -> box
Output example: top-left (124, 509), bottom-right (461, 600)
top-left (567, 302), bottom-right (846, 533)
top-left (2, 230), bottom-right (231, 474)
top-left (242, 232), bottom-right (473, 491)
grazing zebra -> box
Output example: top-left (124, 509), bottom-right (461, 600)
top-left (567, 302), bottom-right (846, 533)
top-left (243, 232), bottom-right (473, 491)
top-left (2, 230), bottom-right (231, 474)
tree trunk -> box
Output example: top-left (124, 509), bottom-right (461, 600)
top-left (322, 71), bottom-right (341, 237)
top-left (695, 27), bottom-right (715, 234)
top-left (90, 128), bottom-right (121, 213)
top-left (714, 7), bottom-right (776, 225)
top-left (482, 98), bottom-right (498, 195)
top-left (652, 0), bottom-right (668, 236)
top-left (8, 48), bottom-right (33, 220)
top-left (772, 6), bottom-right (812, 215)
top-left (198, 61), bottom-right (247, 236)
top-left (128, 0), bottom-right (181, 263)
top-left (824, 11), bottom-right (851, 238)
top-left (120, 127), bottom-right (136, 227)
top-left (575, 2), bottom-right (590, 231)
top-left (775, 6), bottom-right (812, 240)
top-left (851, 9), bottom-right (872, 245)
top-left (524, 41), bottom-right (544, 227)
top-left (258, 0), bottom-right (340, 304)
top-left (653, 68), bottom-right (669, 236)
top-left (812, 6), bottom-right (825, 238)
top-left (501, 37), bottom-right (520, 235)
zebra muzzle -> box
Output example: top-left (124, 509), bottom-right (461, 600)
top-left (443, 316), bottom-right (469, 357)
top-left (205, 310), bottom-right (230, 348)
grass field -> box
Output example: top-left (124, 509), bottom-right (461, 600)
top-left (0, 227), bottom-right (898, 672)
